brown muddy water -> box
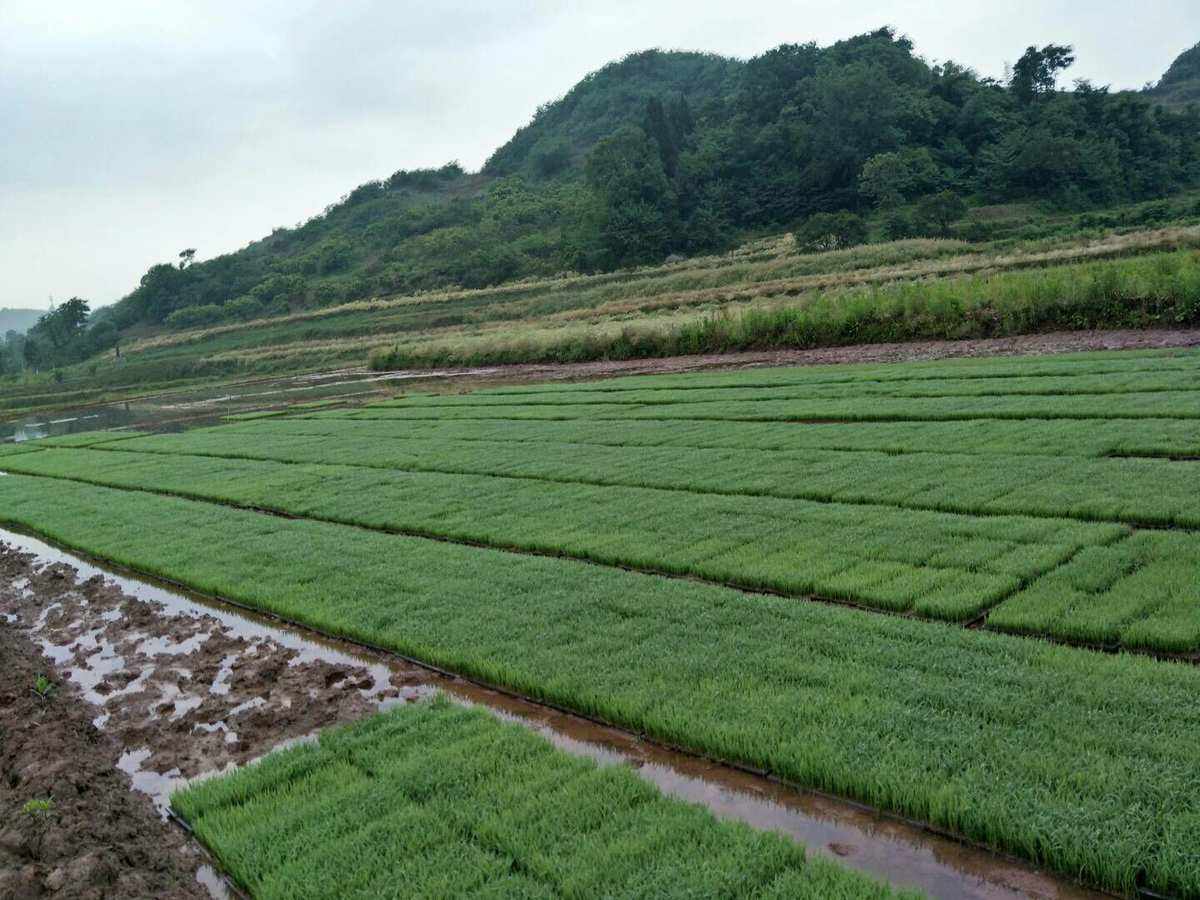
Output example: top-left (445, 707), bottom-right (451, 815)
top-left (0, 526), bottom-right (1113, 900)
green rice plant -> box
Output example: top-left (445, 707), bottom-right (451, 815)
top-left (97, 419), bottom-right (1200, 528)
top-left (0, 447), bottom-right (1126, 622)
top-left (0, 474), bottom-right (1198, 896)
top-left (173, 699), bottom-right (906, 899)
top-left (989, 531), bottom-right (1200, 652)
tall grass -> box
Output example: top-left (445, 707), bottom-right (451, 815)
top-left (370, 250), bottom-right (1200, 368)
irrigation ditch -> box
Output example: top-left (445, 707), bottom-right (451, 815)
top-left (0, 525), bottom-right (1120, 900)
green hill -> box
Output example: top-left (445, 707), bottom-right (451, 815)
top-left (482, 50), bottom-right (740, 178)
top-left (31, 28), bottom-right (1200, 371)
top-left (1148, 42), bottom-right (1200, 108)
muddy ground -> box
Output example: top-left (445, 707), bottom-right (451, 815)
top-left (0, 540), bottom-right (429, 898)
top-left (0, 621), bottom-right (204, 899)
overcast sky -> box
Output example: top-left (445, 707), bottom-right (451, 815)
top-left (3, 0), bottom-right (1198, 309)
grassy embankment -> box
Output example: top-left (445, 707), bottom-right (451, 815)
top-left (3, 224), bottom-right (1198, 421)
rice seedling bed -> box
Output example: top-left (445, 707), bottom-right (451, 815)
top-left (343, 389), bottom-right (1200, 422)
top-left (989, 530), bottom-right (1200, 653)
top-left (0, 473), bottom-right (1197, 897)
top-left (0, 446), bottom-right (1125, 624)
top-left (172, 699), bottom-right (905, 899)
top-left (226, 412), bottom-right (1200, 460)
top-left (98, 422), bottom-right (1200, 529)
top-left (392, 371), bottom-right (1200, 407)
top-left (474, 347), bottom-right (1200, 394)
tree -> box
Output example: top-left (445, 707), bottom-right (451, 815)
top-left (857, 150), bottom-right (945, 207)
top-left (859, 153), bottom-right (911, 207)
top-left (31, 298), bottom-right (90, 350)
top-left (1009, 44), bottom-right (1075, 105)
top-left (531, 137), bottom-right (571, 178)
top-left (178, 248), bottom-right (197, 269)
top-left (583, 126), bottom-right (677, 266)
top-left (793, 212), bottom-right (867, 251)
top-left (914, 191), bottom-right (968, 236)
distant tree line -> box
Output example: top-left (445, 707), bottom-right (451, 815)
top-left (86, 29), bottom-right (1200, 340)
top-left (1, 297), bottom-right (118, 376)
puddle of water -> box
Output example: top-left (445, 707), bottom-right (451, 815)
top-left (137, 631), bottom-right (212, 657)
top-left (195, 865), bottom-right (234, 900)
top-left (0, 525), bottom-right (1108, 900)
top-left (117, 748), bottom-right (185, 815)
top-left (0, 367), bottom-right (491, 443)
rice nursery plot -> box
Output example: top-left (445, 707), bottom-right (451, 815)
top-left (338, 389), bottom-right (1200, 422)
top-left (1, 473), bottom-right (1199, 897)
top-left (5, 347), bottom-right (1200, 897)
top-left (172, 699), bottom-right (905, 899)
top-left (89, 421), bottom-right (1200, 528)
top-left (990, 531), bottom-right (1200, 652)
top-left (0, 445), bottom-right (1125, 622)
top-left (219, 412), bottom-right (1200, 459)
top-left (391, 370), bottom-right (1200, 405)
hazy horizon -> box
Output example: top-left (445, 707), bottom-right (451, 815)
top-left (3, 0), bottom-right (1198, 310)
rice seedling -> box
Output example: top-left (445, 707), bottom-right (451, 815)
top-left (0, 473), bottom-right (1197, 896)
top-left (0, 446), bottom-right (1126, 623)
top-left (173, 699), bottom-right (906, 899)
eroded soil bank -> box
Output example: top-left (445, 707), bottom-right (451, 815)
top-left (0, 530), bottom-right (1110, 900)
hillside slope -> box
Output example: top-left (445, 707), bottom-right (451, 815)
top-left (1148, 42), bottom-right (1200, 108)
top-left (34, 27), bottom-right (1200, 374)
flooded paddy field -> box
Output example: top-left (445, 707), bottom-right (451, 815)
top-left (0, 528), bottom-right (1108, 900)
top-left (0, 368), bottom-right (482, 444)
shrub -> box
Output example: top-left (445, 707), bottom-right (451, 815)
top-left (225, 296), bottom-right (265, 321)
top-left (164, 304), bottom-right (224, 329)
top-left (794, 212), bottom-right (868, 251)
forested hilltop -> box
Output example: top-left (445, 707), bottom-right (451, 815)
top-left (1147, 41), bottom-right (1200, 108)
top-left (11, 28), bottom-right (1200, 373)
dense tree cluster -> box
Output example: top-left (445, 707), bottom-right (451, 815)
top-left (87, 30), bottom-right (1199, 341)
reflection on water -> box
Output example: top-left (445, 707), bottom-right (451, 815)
top-left (0, 370), bottom-right (423, 442)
